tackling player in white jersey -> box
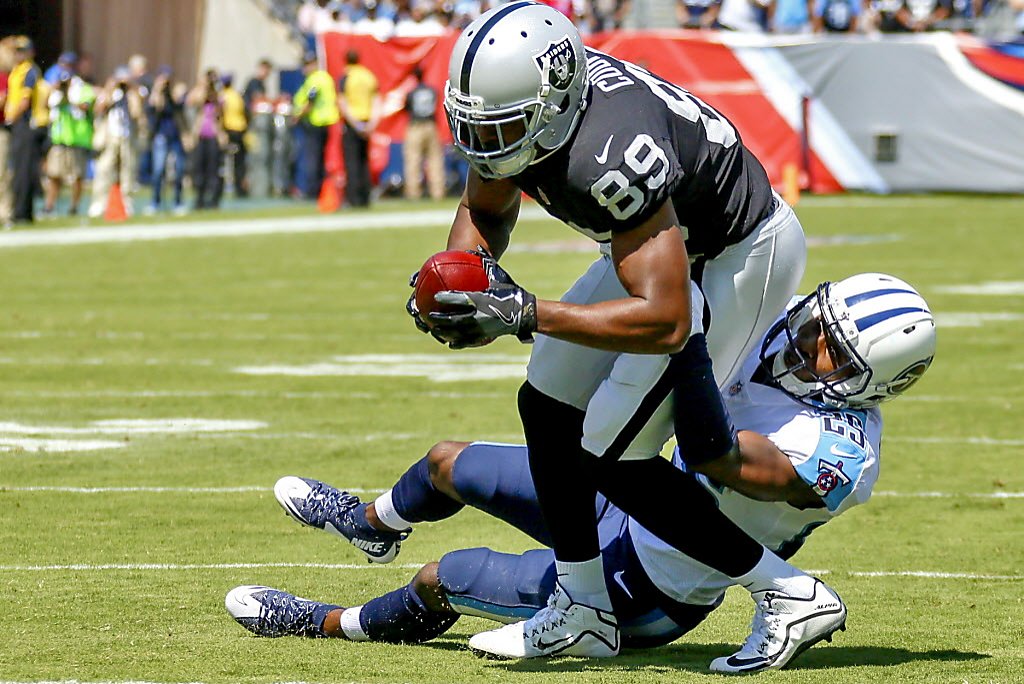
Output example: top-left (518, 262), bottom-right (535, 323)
top-left (227, 273), bottom-right (936, 674)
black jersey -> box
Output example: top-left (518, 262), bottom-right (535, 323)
top-left (513, 49), bottom-right (774, 262)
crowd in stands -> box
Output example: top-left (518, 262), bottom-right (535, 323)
top-left (1, 0), bottom-right (1021, 227)
top-left (293, 0), bottom-right (1021, 37)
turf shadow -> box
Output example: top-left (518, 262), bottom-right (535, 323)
top-left (482, 642), bottom-right (989, 674)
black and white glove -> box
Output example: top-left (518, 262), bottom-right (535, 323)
top-left (405, 269), bottom-right (432, 335)
top-left (429, 266), bottom-right (538, 349)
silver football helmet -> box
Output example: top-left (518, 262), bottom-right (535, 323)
top-left (760, 273), bottom-right (936, 409)
top-left (444, 1), bottom-right (589, 178)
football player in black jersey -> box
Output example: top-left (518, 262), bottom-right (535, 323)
top-left (405, 1), bottom-right (827, 665)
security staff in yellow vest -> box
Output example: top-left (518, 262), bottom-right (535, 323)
top-left (220, 73), bottom-right (250, 198)
top-left (4, 37), bottom-right (48, 223)
top-left (292, 52), bottom-right (339, 199)
top-left (338, 49), bottom-right (380, 208)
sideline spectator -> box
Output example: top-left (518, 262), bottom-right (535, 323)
top-left (0, 37), bottom-right (13, 228)
top-left (188, 69), bottom-right (226, 210)
top-left (717, 0), bottom-right (771, 30)
top-left (220, 73), bottom-right (249, 198)
top-left (353, 1), bottom-right (396, 40)
top-left (771, 0), bottom-right (814, 32)
top-left (338, 49), bottom-right (380, 208)
top-left (298, 0), bottom-right (334, 51)
top-left (43, 51), bottom-right (77, 86)
top-left (395, 1), bottom-right (446, 35)
top-left (43, 66), bottom-right (95, 217)
top-left (293, 52), bottom-right (339, 199)
top-left (677, 0), bottom-right (724, 27)
top-left (402, 66), bottom-right (444, 200)
top-left (146, 66), bottom-right (188, 215)
top-left (129, 54), bottom-right (153, 186)
top-left (244, 58), bottom-right (273, 108)
top-left (900, 0), bottom-right (952, 30)
top-left (583, 0), bottom-right (633, 32)
top-left (812, 0), bottom-right (860, 30)
top-left (5, 37), bottom-right (47, 224)
top-left (89, 65), bottom-right (144, 219)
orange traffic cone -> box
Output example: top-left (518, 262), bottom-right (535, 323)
top-left (104, 183), bottom-right (129, 222)
top-left (317, 176), bottom-right (341, 214)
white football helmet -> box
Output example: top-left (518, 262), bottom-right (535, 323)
top-left (760, 273), bottom-right (936, 409)
top-left (444, 1), bottom-right (589, 178)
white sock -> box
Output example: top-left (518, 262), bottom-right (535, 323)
top-left (373, 489), bottom-right (413, 532)
top-left (733, 548), bottom-right (811, 596)
top-left (555, 557), bottom-right (613, 612)
top-left (339, 606), bottom-right (369, 641)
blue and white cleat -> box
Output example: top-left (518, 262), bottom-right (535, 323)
top-left (225, 585), bottom-right (340, 638)
top-left (709, 577), bottom-right (847, 674)
top-left (274, 476), bottom-right (408, 564)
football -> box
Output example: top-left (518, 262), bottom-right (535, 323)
top-left (414, 250), bottom-right (490, 326)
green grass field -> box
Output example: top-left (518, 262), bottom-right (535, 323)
top-left (0, 195), bottom-right (1022, 683)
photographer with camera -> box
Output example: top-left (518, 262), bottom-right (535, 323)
top-left (43, 64), bottom-right (94, 217)
top-left (144, 65), bottom-right (188, 215)
top-left (187, 69), bottom-right (227, 210)
top-left (89, 65), bottom-right (144, 218)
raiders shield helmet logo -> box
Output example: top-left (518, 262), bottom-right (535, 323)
top-left (534, 37), bottom-right (577, 90)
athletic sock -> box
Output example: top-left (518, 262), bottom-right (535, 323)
top-left (377, 455), bottom-right (464, 528)
top-left (519, 382), bottom-right (601, 562)
top-left (355, 583), bottom-right (459, 643)
top-left (733, 548), bottom-right (810, 595)
top-left (373, 490), bottom-right (414, 532)
top-left (555, 557), bottom-right (613, 612)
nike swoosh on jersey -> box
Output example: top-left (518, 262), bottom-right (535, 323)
top-left (594, 135), bottom-right (614, 164)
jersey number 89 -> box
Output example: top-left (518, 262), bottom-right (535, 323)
top-left (590, 134), bottom-right (668, 220)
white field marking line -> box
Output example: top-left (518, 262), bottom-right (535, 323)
top-left (0, 419), bottom-right (267, 436)
top-left (0, 563), bottom-right (1019, 581)
top-left (935, 281), bottom-right (1024, 296)
top-left (874, 491), bottom-right (1024, 499)
top-left (4, 389), bottom-right (507, 400)
top-left (0, 562), bottom-right (425, 572)
top-left (2, 486), bottom-right (379, 494)
top-left (234, 353), bottom-right (530, 383)
top-left (5, 486), bottom-right (1023, 499)
top-left (934, 312), bottom-right (1024, 328)
top-left (0, 205), bottom-right (551, 248)
top-left (0, 681), bottom-right (379, 684)
top-left (885, 435), bottom-right (1024, 447)
top-left (903, 394), bottom-right (1017, 404)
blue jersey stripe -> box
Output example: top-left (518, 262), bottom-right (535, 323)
top-left (854, 306), bottom-right (929, 331)
top-left (844, 287), bottom-right (917, 307)
top-left (460, 1), bottom-right (535, 93)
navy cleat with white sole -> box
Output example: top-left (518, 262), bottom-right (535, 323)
top-left (710, 577), bottom-right (847, 674)
top-left (225, 585), bottom-right (341, 638)
top-left (274, 476), bottom-right (408, 564)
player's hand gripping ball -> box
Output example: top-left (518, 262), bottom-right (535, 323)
top-left (413, 250), bottom-right (490, 328)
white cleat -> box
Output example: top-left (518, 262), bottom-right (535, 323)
top-left (710, 577), bottom-right (847, 674)
top-left (468, 582), bottom-right (620, 659)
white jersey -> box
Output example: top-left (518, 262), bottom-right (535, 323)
top-left (628, 324), bottom-right (883, 606)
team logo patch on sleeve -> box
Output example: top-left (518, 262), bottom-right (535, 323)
top-left (535, 37), bottom-right (577, 90)
top-left (814, 458), bottom-right (851, 495)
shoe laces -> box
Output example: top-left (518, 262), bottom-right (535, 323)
top-left (302, 481), bottom-right (359, 527)
top-left (258, 591), bottom-right (322, 637)
top-left (524, 593), bottom-right (569, 639)
top-left (739, 593), bottom-right (783, 657)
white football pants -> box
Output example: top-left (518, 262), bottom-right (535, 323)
top-left (526, 192), bottom-right (806, 460)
